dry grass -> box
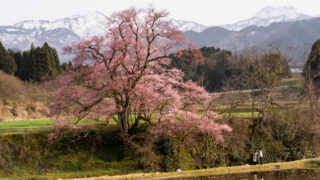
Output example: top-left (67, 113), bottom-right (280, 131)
top-left (0, 70), bottom-right (53, 120)
top-left (71, 158), bottom-right (320, 180)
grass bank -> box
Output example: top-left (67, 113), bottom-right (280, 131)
top-left (0, 122), bottom-right (318, 179)
top-left (0, 125), bottom-right (143, 179)
top-left (70, 158), bottom-right (320, 180)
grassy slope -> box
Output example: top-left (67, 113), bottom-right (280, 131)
top-left (0, 125), bottom-right (142, 179)
top-left (0, 120), bottom-right (318, 180)
top-left (0, 70), bottom-right (52, 120)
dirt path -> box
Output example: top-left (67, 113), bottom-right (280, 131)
top-left (68, 158), bottom-right (320, 180)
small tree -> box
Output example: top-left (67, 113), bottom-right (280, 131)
top-left (235, 50), bottom-right (290, 147)
top-left (151, 110), bottom-right (231, 167)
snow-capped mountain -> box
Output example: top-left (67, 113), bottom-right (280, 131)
top-left (13, 11), bottom-right (107, 39)
top-left (169, 19), bottom-right (207, 32)
top-left (0, 25), bottom-right (81, 62)
top-left (0, 6), bottom-right (317, 63)
top-left (0, 12), bottom-right (107, 62)
top-left (223, 6), bottom-right (313, 31)
top-left (10, 12), bottom-right (206, 39)
top-left (0, 11), bottom-right (208, 62)
top-left (0, 11), bottom-right (207, 62)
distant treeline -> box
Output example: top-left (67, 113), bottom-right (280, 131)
top-left (0, 42), bottom-right (290, 87)
top-left (0, 41), bottom-right (71, 82)
top-left (170, 46), bottom-right (291, 92)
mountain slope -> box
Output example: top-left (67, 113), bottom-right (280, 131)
top-left (11, 12), bottom-right (207, 38)
top-left (184, 26), bottom-right (231, 47)
top-left (0, 12), bottom-right (207, 62)
top-left (0, 7), bottom-right (318, 63)
top-left (169, 19), bottom-right (207, 32)
top-left (0, 12), bottom-right (107, 62)
top-left (0, 26), bottom-right (81, 61)
top-left (223, 6), bottom-right (313, 31)
top-left (13, 11), bottom-right (107, 39)
top-left (185, 17), bottom-right (320, 63)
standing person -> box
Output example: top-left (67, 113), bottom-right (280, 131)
top-left (253, 150), bottom-right (257, 165)
top-left (259, 150), bottom-right (263, 165)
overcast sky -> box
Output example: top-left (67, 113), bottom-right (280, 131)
top-left (0, 0), bottom-right (319, 26)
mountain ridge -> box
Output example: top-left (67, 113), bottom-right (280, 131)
top-left (0, 11), bottom-right (208, 62)
top-left (185, 17), bottom-right (320, 63)
top-left (223, 6), bottom-right (313, 31)
top-left (0, 6), bottom-right (318, 63)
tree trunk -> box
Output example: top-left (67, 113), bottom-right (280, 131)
top-left (119, 109), bottom-right (129, 135)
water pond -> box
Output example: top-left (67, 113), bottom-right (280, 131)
top-left (169, 169), bottom-right (320, 180)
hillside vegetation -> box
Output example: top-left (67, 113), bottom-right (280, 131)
top-left (0, 70), bottom-right (53, 120)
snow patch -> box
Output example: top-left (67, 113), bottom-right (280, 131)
top-left (169, 19), bottom-right (207, 32)
top-left (223, 6), bottom-right (313, 31)
top-left (5, 28), bottom-right (19, 32)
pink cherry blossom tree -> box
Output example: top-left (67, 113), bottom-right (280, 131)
top-left (50, 7), bottom-right (231, 139)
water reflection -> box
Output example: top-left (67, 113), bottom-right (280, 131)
top-left (253, 172), bottom-right (257, 180)
top-left (169, 169), bottom-right (320, 180)
top-left (253, 172), bottom-right (263, 180)
top-left (260, 172), bottom-right (263, 180)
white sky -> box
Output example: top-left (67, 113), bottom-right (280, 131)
top-left (0, 0), bottom-right (319, 26)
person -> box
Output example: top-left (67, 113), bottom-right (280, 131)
top-left (253, 150), bottom-right (257, 165)
top-left (259, 150), bottom-right (263, 165)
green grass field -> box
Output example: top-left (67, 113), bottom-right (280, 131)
top-left (0, 119), bottom-right (54, 134)
top-left (0, 111), bottom-right (258, 135)
top-left (0, 118), bottom-right (54, 128)
top-left (0, 118), bottom-right (109, 134)
top-left (278, 77), bottom-right (304, 87)
top-left (223, 112), bottom-right (258, 118)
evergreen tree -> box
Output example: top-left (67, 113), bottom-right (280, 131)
top-left (9, 50), bottom-right (25, 79)
top-left (42, 43), bottom-right (58, 78)
top-left (61, 61), bottom-right (72, 71)
top-left (11, 42), bottom-right (62, 82)
top-left (0, 41), bottom-right (17, 75)
top-left (53, 49), bottom-right (62, 73)
top-left (303, 39), bottom-right (320, 91)
top-left (21, 49), bottom-right (33, 81)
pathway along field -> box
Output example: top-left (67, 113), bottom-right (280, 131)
top-left (68, 158), bottom-right (320, 180)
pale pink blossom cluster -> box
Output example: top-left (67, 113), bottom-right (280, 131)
top-left (151, 110), bottom-right (232, 143)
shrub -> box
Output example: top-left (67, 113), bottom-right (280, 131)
top-left (155, 136), bottom-right (177, 171)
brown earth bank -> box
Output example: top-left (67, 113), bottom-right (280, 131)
top-left (0, 70), bottom-right (53, 121)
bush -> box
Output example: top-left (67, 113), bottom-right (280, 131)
top-left (155, 136), bottom-right (177, 171)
